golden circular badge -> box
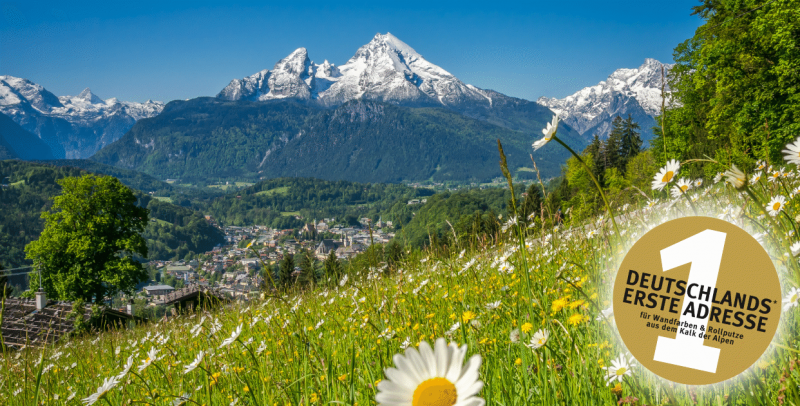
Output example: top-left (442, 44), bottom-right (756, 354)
top-left (613, 217), bottom-right (781, 385)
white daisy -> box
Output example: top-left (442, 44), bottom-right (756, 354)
top-left (750, 172), bottom-right (762, 184)
top-left (651, 159), bottom-right (680, 191)
top-left (184, 351), bottom-right (205, 375)
top-left (723, 164), bottom-right (746, 189)
top-left (756, 160), bottom-right (768, 171)
top-left (782, 137), bottom-right (800, 165)
top-left (532, 115), bottom-right (560, 151)
top-left (693, 179), bottom-right (703, 188)
top-left (604, 354), bottom-right (635, 386)
top-left (219, 324), bottom-right (242, 349)
top-left (670, 178), bottom-right (692, 198)
top-left (526, 329), bottom-right (549, 350)
top-left (767, 195), bottom-right (787, 217)
top-left (376, 338), bottom-right (484, 406)
top-left (484, 301), bottom-right (501, 311)
top-left (713, 172), bottom-right (723, 183)
top-left (82, 376), bottom-right (120, 405)
top-left (769, 167), bottom-right (786, 182)
top-left (792, 242), bottom-right (800, 257)
top-left (116, 355), bottom-right (135, 380)
top-left (138, 348), bottom-right (160, 372)
top-left (783, 287), bottom-right (800, 311)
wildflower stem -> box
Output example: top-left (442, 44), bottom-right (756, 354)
top-left (679, 189), bottom-right (699, 216)
top-left (552, 136), bottom-right (621, 237)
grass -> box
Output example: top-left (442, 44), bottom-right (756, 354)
top-left (2, 168), bottom-right (800, 405)
top-left (281, 211), bottom-right (301, 217)
top-left (152, 196), bottom-right (173, 203)
top-left (255, 186), bottom-right (290, 197)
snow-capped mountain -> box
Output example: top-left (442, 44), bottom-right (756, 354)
top-left (0, 75), bottom-right (164, 159)
top-left (218, 33), bottom-right (492, 109)
top-left (537, 59), bottom-right (673, 140)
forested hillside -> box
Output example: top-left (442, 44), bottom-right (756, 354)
top-left (207, 177), bottom-right (433, 228)
top-left (92, 98), bottom-right (584, 183)
top-left (0, 160), bottom-right (224, 268)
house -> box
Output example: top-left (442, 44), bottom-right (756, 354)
top-left (315, 239), bottom-right (337, 259)
top-left (1, 291), bottom-right (140, 350)
top-left (166, 265), bottom-right (193, 273)
top-left (143, 285), bottom-right (176, 296)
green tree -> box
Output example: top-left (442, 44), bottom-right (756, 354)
top-left (619, 115), bottom-right (642, 169)
top-left (279, 254), bottom-right (295, 287)
top-left (297, 250), bottom-right (317, 286)
top-left (584, 134), bottom-right (605, 185)
top-left (323, 249), bottom-right (342, 281)
top-left (25, 174), bottom-right (149, 304)
top-left (653, 0), bottom-right (800, 169)
top-left (385, 241), bottom-right (403, 271)
top-left (604, 117), bottom-right (624, 172)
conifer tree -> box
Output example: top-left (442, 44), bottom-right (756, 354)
top-left (279, 254), bottom-right (295, 287)
top-left (620, 114), bottom-right (643, 169)
top-left (323, 249), bottom-right (341, 281)
top-left (605, 117), bottom-right (624, 172)
top-left (297, 249), bottom-right (317, 286)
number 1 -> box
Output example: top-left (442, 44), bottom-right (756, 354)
top-left (652, 229), bottom-right (726, 373)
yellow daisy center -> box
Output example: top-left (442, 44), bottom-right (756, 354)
top-left (773, 202), bottom-right (782, 211)
top-left (412, 377), bottom-right (458, 406)
top-left (680, 185), bottom-right (688, 192)
top-left (791, 294), bottom-right (797, 303)
top-left (661, 171), bottom-right (674, 182)
top-left (538, 338), bottom-right (545, 345)
top-left (616, 367), bottom-right (627, 376)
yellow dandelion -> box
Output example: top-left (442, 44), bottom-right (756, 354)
top-left (520, 322), bottom-right (533, 333)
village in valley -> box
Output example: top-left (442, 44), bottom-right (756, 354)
top-left (138, 214), bottom-right (398, 306)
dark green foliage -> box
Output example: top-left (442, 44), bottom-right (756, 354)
top-left (209, 177), bottom-right (431, 228)
top-left (0, 160), bottom-right (224, 268)
top-left (604, 118), bottom-right (623, 172)
top-left (38, 159), bottom-right (174, 195)
top-left (384, 240), bottom-right (404, 271)
top-left (25, 174), bottom-right (149, 303)
top-left (620, 115), bottom-right (643, 168)
top-left (297, 250), bottom-right (317, 286)
top-left (279, 254), bottom-right (295, 287)
top-left (323, 250), bottom-right (341, 280)
top-left (651, 0), bottom-right (800, 172)
top-left (92, 98), bottom-right (585, 182)
top-left (395, 188), bottom-right (511, 247)
top-left (140, 196), bottom-right (226, 260)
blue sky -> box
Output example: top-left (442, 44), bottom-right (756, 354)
top-left (0, 1), bottom-right (702, 103)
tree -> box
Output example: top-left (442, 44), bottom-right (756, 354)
top-left (385, 241), bottom-right (403, 271)
top-left (297, 250), bottom-right (317, 286)
top-left (25, 174), bottom-right (149, 304)
top-left (619, 115), bottom-right (642, 170)
top-left (279, 254), bottom-right (295, 287)
top-left (323, 249), bottom-right (341, 281)
top-left (604, 117), bottom-right (624, 172)
top-left (653, 0), bottom-right (800, 168)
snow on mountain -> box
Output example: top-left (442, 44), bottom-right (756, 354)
top-left (537, 59), bottom-right (673, 139)
top-left (217, 33), bottom-right (492, 108)
top-left (0, 76), bottom-right (164, 158)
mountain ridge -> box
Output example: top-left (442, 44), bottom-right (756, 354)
top-left (537, 58), bottom-right (673, 140)
top-left (0, 75), bottom-right (165, 159)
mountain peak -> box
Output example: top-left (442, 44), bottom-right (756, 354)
top-left (537, 58), bottom-right (673, 140)
top-left (77, 87), bottom-right (104, 104)
top-left (217, 32), bottom-right (490, 108)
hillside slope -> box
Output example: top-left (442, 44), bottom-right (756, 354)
top-left (92, 98), bottom-right (583, 182)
